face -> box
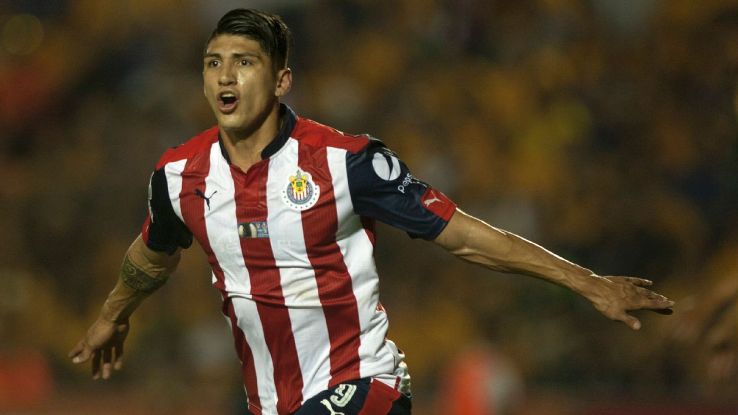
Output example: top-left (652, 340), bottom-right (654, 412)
top-left (203, 35), bottom-right (291, 134)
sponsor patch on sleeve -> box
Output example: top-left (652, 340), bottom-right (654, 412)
top-left (371, 150), bottom-right (402, 181)
top-left (420, 188), bottom-right (456, 221)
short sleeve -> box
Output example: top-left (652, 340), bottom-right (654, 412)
top-left (346, 138), bottom-right (456, 240)
top-left (141, 168), bottom-right (193, 254)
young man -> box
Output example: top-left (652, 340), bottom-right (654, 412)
top-left (69, 9), bottom-right (674, 415)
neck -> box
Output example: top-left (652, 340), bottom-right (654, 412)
top-left (220, 102), bottom-right (281, 170)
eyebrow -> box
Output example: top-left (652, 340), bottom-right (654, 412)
top-left (203, 52), bottom-right (262, 59)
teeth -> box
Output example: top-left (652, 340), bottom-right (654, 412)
top-left (221, 93), bottom-right (236, 98)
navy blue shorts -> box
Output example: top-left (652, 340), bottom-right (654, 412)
top-left (294, 378), bottom-right (411, 414)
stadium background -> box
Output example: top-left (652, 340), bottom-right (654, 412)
top-left (1, 0), bottom-right (737, 413)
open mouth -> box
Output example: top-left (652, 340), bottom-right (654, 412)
top-left (217, 92), bottom-right (239, 113)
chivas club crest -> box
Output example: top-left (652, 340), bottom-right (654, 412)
top-left (281, 169), bottom-right (320, 211)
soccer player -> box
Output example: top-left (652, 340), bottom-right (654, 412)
top-left (69, 8), bottom-right (675, 415)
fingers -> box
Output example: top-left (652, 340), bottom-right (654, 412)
top-left (632, 285), bottom-right (675, 313)
top-left (620, 314), bottom-right (642, 331)
top-left (92, 349), bottom-right (102, 380)
top-left (113, 341), bottom-right (124, 371)
top-left (113, 323), bottom-right (128, 371)
top-left (69, 340), bottom-right (92, 364)
top-left (595, 277), bottom-right (674, 330)
top-left (609, 276), bottom-right (653, 287)
top-left (639, 296), bottom-right (674, 315)
top-left (70, 338), bottom-right (110, 380)
top-left (605, 307), bottom-right (642, 330)
top-left (102, 347), bottom-right (113, 380)
top-left (623, 277), bottom-right (653, 287)
top-left (87, 345), bottom-right (120, 380)
top-left (72, 322), bottom-right (129, 380)
top-left (605, 276), bottom-right (675, 313)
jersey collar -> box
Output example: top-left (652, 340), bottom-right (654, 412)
top-left (218, 103), bottom-right (297, 163)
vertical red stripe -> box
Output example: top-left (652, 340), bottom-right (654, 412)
top-left (357, 380), bottom-right (401, 415)
top-left (176, 148), bottom-right (261, 411)
top-left (298, 145), bottom-right (362, 386)
top-left (232, 161), bottom-right (303, 414)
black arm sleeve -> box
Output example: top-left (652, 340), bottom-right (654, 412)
top-left (346, 138), bottom-right (456, 240)
top-left (142, 168), bottom-right (193, 254)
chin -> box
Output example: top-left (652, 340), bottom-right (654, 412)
top-left (217, 115), bottom-right (246, 130)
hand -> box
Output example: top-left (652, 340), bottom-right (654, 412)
top-left (68, 318), bottom-right (129, 379)
top-left (584, 276), bottom-right (674, 330)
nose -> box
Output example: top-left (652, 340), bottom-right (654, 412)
top-left (218, 64), bottom-right (236, 86)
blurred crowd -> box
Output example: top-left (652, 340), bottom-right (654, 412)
top-left (1, 0), bottom-right (737, 414)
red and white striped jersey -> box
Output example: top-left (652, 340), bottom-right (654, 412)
top-left (141, 105), bottom-right (456, 415)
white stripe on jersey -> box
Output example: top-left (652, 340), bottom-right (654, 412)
top-left (164, 159), bottom-right (187, 222)
top-left (204, 141), bottom-right (252, 295)
top-left (230, 296), bottom-right (279, 415)
top-left (325, 147), bottom-right (395, 378)
top-left (266, 138), bottom-right (332, 401)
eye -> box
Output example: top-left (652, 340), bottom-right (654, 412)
top-left (240, 59), bottom-right (252, 66)
top-left (206, 60), bottom-right (220, 68)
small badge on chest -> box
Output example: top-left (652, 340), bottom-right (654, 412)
top-left (238, 221), bottom-right (269, 238)
top-left (281, 168), bottom-right (320, 211)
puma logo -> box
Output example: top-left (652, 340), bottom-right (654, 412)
top-left (423, 193), bottom-right (442, 207)
top-left (194, 189), bottom-right (218, 210)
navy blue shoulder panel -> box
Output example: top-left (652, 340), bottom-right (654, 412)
top-left (145, 168), bottom-right (193, 254)
top-left (346, 138), bottom-right (455, 240)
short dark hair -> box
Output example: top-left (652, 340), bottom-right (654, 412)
top-left (206, 9), bottom-right (292, 72)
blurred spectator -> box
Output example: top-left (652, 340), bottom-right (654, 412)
top-left (671, 241), bottom-right (738, 386)
top-left (437, 343), bottom-right (523, 415)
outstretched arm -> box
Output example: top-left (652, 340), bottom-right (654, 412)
top-left (434, 209), bottom-right (674, 330)
top-left (68, 234), bottom-right (181, 379)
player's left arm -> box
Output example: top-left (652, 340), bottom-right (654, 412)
top-left (433, 209), bottom-right (675, 330)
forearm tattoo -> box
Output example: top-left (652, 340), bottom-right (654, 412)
top-left (121, 255), bottom-right (168, 293)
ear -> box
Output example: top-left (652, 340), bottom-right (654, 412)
top-left (275, 68), bottom-right (292, 97)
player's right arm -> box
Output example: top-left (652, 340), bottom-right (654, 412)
top-left (69, 166), bottom-right (192, 379)
top-left (68, 236), bottom-right (181, 379)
